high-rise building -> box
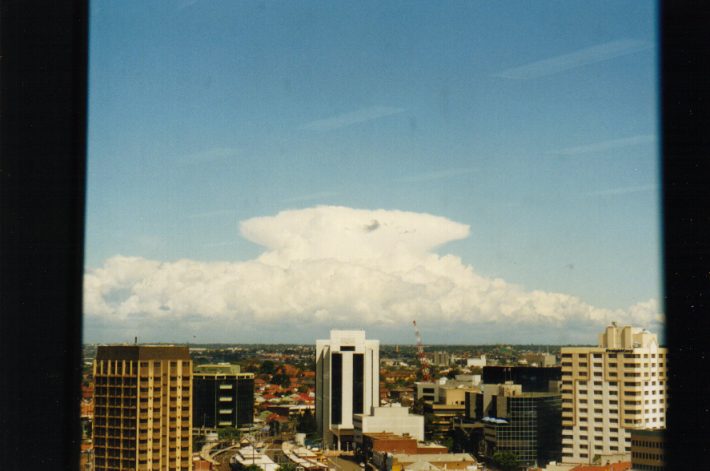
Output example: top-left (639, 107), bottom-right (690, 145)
top-left (560, 323), bottom-right (667, 465)
top-left (462, 382), bottom-right (562, 468)
top-left (92, 345), bottom-right (192, 471)
top-left (482, 366), bottom-right (561, 392)
top-left (429, 351), bottom-right (452, 367)
top-left (193, 363), bottom-right (254, 429)
top-left (316, 330), bottom-right (380, 450)
top-left (630, 428), bottom-right (665, 470)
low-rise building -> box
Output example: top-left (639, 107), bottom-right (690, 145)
top-left (415, 379), bottom-right (478, 441)
top-left (569, 463), bottom-right (631, 471)
top-left (361, 432), bottom-right (419, 462)
top-left (354, 404), bottom-right (425, 445)
top-left (415, 376), bottom-right (479, 403)
top-left (466, 356), bottom-right (487, 369)
top-left (384, 452), bottom-right (478, 471)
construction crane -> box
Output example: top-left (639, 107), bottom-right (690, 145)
top-left (412, 320), bottom-right (431, 381)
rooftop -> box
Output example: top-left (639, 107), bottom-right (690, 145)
top-left (194, 363), bottom-right (250, 376)
top-left (96, 345), bottom-right (190, 360)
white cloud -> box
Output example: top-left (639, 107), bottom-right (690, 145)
top-left (549, 134), bottom-right (657, 157)
top-left (84, 206), bottom-right (663, 343)
top-left (495, 39), bottom-right (651, 80)
top-left (585, 184), bottom-right (658, 197)
top-left (300, 106), bottom-right (404, 131)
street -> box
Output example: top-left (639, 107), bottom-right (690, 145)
top-left (326, 455), bottom-right (363, 471)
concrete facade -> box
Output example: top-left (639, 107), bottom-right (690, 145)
top-left (316, 330), bottom-right (380, 450)
top-left (92, 345), bottom-right (192, 470)
top-left (354, 404), bottom-right (425, 444)
top-left (466, 355), bottom-right (486, 369)
top-left (560, 324), bottom-right (667, 465)
top-left (630, 428), bottom-right (664, 471)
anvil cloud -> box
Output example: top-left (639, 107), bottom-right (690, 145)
top-left (84, 206), bottom-right (662, 343)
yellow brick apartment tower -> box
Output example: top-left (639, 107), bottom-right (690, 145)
top-left (560, 323), bottom-right (667, 465)
top-left (92, 345), bottom-right (192, 470)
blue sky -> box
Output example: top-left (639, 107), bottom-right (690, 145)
top-left (85, 1), bottom-right (661, 344)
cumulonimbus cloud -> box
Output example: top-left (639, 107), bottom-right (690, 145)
top-left (84, 206), bottom-right (662, 342)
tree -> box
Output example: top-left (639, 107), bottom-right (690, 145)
top-left (218, 427), bottom-right (241, 441)
top-left (260, 360), bottom-right (276, 375)
top-left (296, 409), bottom-right (317, 434)
top-left (278, 463), bottom-right (297, 471)
top-left (446, 368), bottom-right (462, 379)
top-left (271, 373), bottom-right (291, 388)
top-left (244, 465), bottom-right (262, 471)
top-left (491, 451), bottom-right (519, 471)
top-left (411, 397), bottom-right (426, 415)
top-left (441, 436), bottom-right (454, 451)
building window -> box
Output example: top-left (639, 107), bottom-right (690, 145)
top-left (331, 352), bottom-right (342, 424)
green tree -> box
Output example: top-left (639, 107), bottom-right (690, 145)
top-left (278, 463), bottom-right (297, 471)
top-left (491, 451), bottom-right (519, 471)
top-left (218, 427), bottom-right (241, 441)
top-left (244, 465), bottom-right (262, 471)
top-left (272, 373), bottom-right (291, 388)
top-left (411, 397), bottom-right (426, 415)
top-left (296, 409), bottom-right (317, 434)
top-left (441, 436), bottom-right (454, 451)
top-left (260, 360), bottom-right (276, 375)
top-left (446, 368), bottom-right (462, 379)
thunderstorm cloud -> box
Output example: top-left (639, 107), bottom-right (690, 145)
top-left (84, 206), bottom-right (662, 343)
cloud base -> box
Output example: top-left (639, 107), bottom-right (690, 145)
top-left (84, 206), bottom-right (663, 344)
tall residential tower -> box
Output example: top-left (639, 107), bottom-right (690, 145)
top-left (92, 345), bottom-right (192, 471)
top-left (316, 330), bottom-right (380, 450)
top-left (560, 323), bottom-right (667, 465)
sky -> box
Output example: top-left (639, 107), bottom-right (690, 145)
top-left (85, 0), bottom-right (661, 345)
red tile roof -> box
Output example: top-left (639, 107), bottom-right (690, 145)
top-left (571, 462), bottom-right (631, 471)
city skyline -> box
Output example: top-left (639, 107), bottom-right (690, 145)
top-left (85, 1), bottom-right (661, 344)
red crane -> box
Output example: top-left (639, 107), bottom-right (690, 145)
top-left (412, 320), bottom-right (431, 381)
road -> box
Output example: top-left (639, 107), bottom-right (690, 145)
top-left (213, 448), bottom-right (236, 471)
top-left (326, 455), bottom-right (363, 471)
top-left (214, 436), bottom-right (348, 471)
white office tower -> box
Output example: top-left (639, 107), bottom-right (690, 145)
top-left (560, 323), bottom-right (667, 465)
top-left (316, 330), bottom-right (380, 450)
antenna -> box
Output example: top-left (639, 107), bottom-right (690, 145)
top-left (412, 320), bottom-right (431, 381)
